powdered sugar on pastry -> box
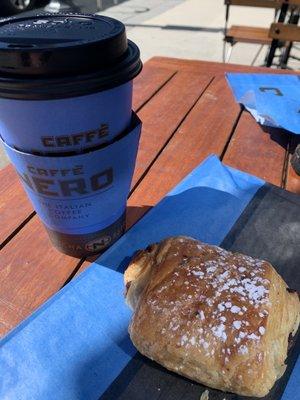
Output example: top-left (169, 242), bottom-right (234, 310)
top-left (141, 237), bottom-right (271, 360)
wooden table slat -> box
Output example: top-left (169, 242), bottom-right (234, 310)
top-left (133, 64), bottom-right (176, 111)
top-left (0, 165), bottom-right (34, 247)
top-left (132, 71), bottom-right (213, 188)
top-left (127, 76), bottom-right (241, 227)
top-left (0, 218), bottom-right (82, 336)
top-left (223, 112), bottom-right (289, 187)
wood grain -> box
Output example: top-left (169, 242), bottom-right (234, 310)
top-left (127, 76), bottom-right (241, 227)
top-left (223, 112), bottom-right (288, 186)
top-left (269, 22), bottom-right (300, 41)
top-left (226, 25), bottom-right (271, 44)
top-left (0, 165), bottom-right (33, 247)
top-left (133, 64), bottom-right (176, 111)
top-left (132, 71), bottom-right (212, 188)
top-left (225, 0), bottom-right (279, 7)
top-left (0, 217), bottom-right (81, 337)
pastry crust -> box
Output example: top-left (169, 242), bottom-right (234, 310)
top-left (125, 236), bottom-right (300, 398)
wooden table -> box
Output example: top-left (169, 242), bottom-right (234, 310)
top-left (0, 57), bottom-right (299, 338)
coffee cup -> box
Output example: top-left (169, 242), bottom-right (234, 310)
top-left (2, 113), bottom-right (141, 257)
top-left (0, 13), bottom-right (142, 154)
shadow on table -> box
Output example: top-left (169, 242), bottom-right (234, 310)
top-left (126, 205), bottom-right (152, 230)
top-left (89, 186), bottom-right (246, 274)
top-left (261, 125), bottom-right (293, 150)
top-left (261, 125), bottom-right (300, 170)
top-left (73, 332), bottom-right (206, 400)
top-left (84, 205), bottom-right (152, 265)
top-left (73, 332), bottom-right (136, 400)
top-left (260, 125), bottom-right (300, 152)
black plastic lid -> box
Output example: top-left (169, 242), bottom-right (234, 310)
top-left (0, 13), bottom-right (142, 99)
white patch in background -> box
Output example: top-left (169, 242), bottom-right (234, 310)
top-left (200, 389), bottom-right (210, 400)
top-left (45, 1), bottom-right (62, 12)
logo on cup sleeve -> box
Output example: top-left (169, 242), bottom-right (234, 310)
top-left (41, 124), bottom-right (109, 148)
top-left (85, 236), bottom-right (112, 252)
top-left (18, 165), bottom-right (113, 198)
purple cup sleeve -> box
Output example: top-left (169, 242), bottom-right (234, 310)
top-left (3, 113), bottom-right (141, 236)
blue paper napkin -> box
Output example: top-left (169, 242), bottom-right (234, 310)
top-left (226, 73), bottom-right (300, 134)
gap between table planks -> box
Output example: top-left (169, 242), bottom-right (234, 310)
top-left (0, 64), bottom-right (212, 337)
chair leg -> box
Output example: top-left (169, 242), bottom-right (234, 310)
top-left (280, 42), bottom-right (293, 68)
top-left (222, 40), bottom-right (227, 63)
top-left (251, 44), bottom-right (264, 66)
top-left (266, 39), bottom-right (279, 67)
top-left (280, 11), bottom-right (300, 68)
top-left (266, 2), bottom-right (289, 67)
top-left (222, 39), bottom-right (236, 63)
top-left (223, 42), bottom-right (233, 63)
top-left (225, 45), bottom-right (233, 63)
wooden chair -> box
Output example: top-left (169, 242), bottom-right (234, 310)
top-left (266, 16), bottom-right (300, 66)
top-left (278, 0), bottom-right (300, 6)
top-left (270, 21), bottom-right (300, 41)
top-left (223, 0), bottom-right (280, 62)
